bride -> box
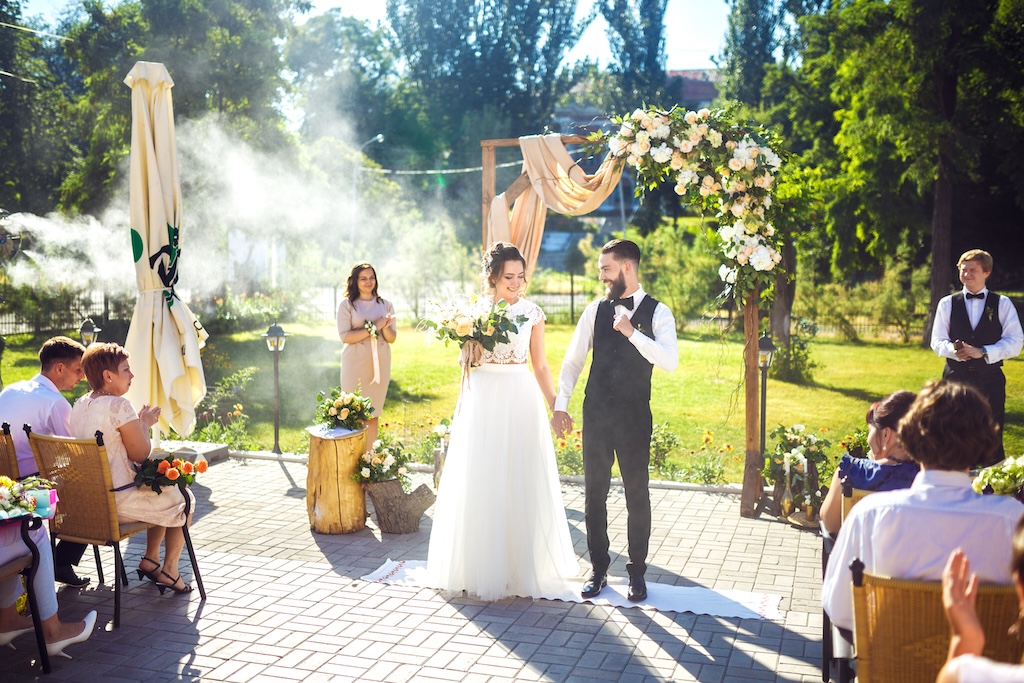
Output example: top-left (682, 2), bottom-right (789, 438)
top-left (426, 242), bottom-right (578, 600)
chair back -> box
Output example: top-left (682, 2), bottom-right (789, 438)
top-left (25, 428), bottom-right (126, 545)
top-left (850, 560), bottom-right (1023, 682)
top-left (841, 482), bottom-right (873, 523)
top-left (0, 422), bottom-right (19, 479)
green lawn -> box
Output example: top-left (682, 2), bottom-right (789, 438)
top-left (2, 325), bottom-right (1021, 482)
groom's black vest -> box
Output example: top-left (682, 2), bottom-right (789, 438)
top-left (945, 291), bottom-right (1004, 374)
top-left (584, 295), bottom-right (659, 409)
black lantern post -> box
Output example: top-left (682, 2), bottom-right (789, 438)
top-left (262, 322), bottom-right (288, 454)
top-left (79, 318), bottom-right (101, 346)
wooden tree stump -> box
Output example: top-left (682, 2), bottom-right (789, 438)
top-left (307, 430), bottom-right (367, 534)
top-left (365, 479), bottom-right (436, 534)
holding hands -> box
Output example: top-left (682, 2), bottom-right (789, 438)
top-left (552, 410), bottom-right (573, 439)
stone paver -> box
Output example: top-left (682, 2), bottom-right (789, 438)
top-left (0, 458), bottom-right (825, 682)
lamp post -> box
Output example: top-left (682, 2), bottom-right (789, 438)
top-left (350, 133), bottom-right (385, 246)
top-left (262, 322), bottom-right (289, 454)
top-left (79, 318), bottom-right (101, 346)
top-left (757, 334), bottom-right (777, 457)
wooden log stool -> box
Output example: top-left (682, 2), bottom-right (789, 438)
top-left (307, 429), bottom-right (367, 534)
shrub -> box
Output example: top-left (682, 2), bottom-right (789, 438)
top-left (677, 430), bottom-right (730, 485)
top-left (650, 422), bottom-right (681, 470)
top-left (555, 429), bottom-right (584, 475)
top-left (181, 367), bottom-right (259, 450)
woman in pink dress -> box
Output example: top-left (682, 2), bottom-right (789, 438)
top-left (337, 262), bottom-right (397, 446)
top-left (70, 343), bottom-right (195, 595)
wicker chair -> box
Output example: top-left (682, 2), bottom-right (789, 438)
top-left (0, 516), bottom-right (51, 672)
top-left (821, 483), bottom-right (877, 682)
top-left (849, 558), bottom-right (1024, 683)
top-left (26, 427), bottom-right (158, 628)
top-left (0, 422), bottom-right (19, 479)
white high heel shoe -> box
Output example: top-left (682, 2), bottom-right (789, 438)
top-left (46, 610), bottom-right (96, 659)
top-left (0, 626), bottom-right (34, 649)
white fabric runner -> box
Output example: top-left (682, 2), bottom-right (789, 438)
top-left (362, 559), bottom-right (783, 620)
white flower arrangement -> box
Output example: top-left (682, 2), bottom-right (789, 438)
top-left (591, 105), bottom-right (784, 300)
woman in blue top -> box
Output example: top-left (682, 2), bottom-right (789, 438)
top-left (820, 390), bottom-right (919, 534)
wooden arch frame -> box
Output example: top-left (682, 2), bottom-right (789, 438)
top-left (480, 136), bottom-right (764, 518)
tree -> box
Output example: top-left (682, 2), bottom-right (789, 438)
top-left (598, 0), bottom-right (668, 111)
top-left (718, 0), bottom-right (781, 106)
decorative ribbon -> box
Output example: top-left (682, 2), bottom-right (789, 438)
top-left (370, 338), bottom-right (381, 385)
top-left (458, 340), bottom-right (483, 392)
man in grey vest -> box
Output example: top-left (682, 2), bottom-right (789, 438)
top-left (553, 239), bottom-right (678, 601)
top-left (931, 249), bottom-right (1023, 465)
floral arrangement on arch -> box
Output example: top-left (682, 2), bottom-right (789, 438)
top-left (590, 105), bottom-right (784, 299)
top-left (352, 433), bottom-right (411, 490)
top-left (764, 424), bottom-right (832, 513)
top-left (973, 456), bottom-right (1024, 501)
top-left (135, 455), bottom-right (208, 495)
top-left (0, 475), bottom-right (56, 519)
top-left (314, 387), bottom-right (375, 431)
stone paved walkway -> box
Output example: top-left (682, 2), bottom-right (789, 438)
top-left (1, 457), bottom-right (825, 682)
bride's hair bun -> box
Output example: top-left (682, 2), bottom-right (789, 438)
top-left (483, 241), bottom-right (526, 289)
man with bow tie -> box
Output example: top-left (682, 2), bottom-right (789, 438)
top-left (931, 249), bottom-right (1023, 465)
top-left (552, 239), bottom-right (678, 602)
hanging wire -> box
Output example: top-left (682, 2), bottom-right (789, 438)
top-left (0, 21), bottom-right (71, 41)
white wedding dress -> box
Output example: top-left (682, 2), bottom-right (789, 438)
top-left (426, 297), bottom-right (579, 600)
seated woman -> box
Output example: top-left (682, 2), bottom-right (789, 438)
top-left (937, 519), bottom-right (1024, 682)
top-left (0, 522), bottom-right (96, 658)
top-left (820, 390), bottom-right (919, 534)
top-left (70, 343), bottom-right (195, 595)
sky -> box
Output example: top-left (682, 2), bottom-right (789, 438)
top-left (21, 0), bottom-right (730, 70)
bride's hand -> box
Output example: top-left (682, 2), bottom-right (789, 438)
top-left (551, 410), bottom-right (573, 438)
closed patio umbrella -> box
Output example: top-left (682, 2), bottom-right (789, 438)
top-left (123, 61), bottom-right (208, 436)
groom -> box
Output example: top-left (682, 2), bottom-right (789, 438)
top-left (552, 239), bottom-right (678, 601)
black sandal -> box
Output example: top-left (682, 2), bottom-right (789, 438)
top-left (156, 570), bottom-right (194, 595)
top-left (136, 556), bottom-right (160, 583)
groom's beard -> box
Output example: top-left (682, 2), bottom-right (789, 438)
top-left (605, 273), bottom-right (627, 301)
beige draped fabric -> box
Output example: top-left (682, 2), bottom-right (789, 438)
top-left (487, 134), bottom-right (623, 278)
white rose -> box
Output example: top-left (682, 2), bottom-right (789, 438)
top-left (745, 158), bottom-right (756, 171)
top-left (609, 137), bottom-right (625, 156)
top-left (679, 140), bottom-right (694, 154)
top-left (397, 467), bottom-right (407, 475)
top-left (730, 203), bottom-right (745, 218)
top-left (750, 246), bottom-right (774, 271)
top-left (708, 130), bottom-right (723, 147)
top-left (719, 265), bottom-right (737, 284)
top-left (640, 116), bottom-right (653, 130)
top-left (728, 158), bottom-right (744, 172)
top-left (632, 108), bottom-right (645, 121)
top-left (649, 144), bottom-right (673, 163)
top-left (619, 122), bottom-right (634, 137)
top-left (329, 407), bottom-right (338, 416)
top-left (697, 123), bottom-right (709, 136)
top-left (670, 151), bottom-right (684, 170)
top-left (361, 467), bottom-right (371, 479)
top-left (698, 108), bottom-right (711, 119)
top-left (736, 251), bottom-right (749, 265)
top-left (627, 154), bottom-right (641, 167)
top-left (636, 138), bottom-right (651, 153)
top-left (765, 223), bottom-right (775, 237)
top-left (685, 111), bottom-right (698, 124)
top-left (652, 124), bottom-right (671, 139)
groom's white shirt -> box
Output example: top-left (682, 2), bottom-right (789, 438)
top-left (554, 288), bottom-right (679, 412)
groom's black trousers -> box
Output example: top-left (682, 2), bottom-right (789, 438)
top-left (582, 400), bottom-right (653, 579)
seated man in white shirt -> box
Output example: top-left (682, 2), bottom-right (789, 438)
top-left (0, 336), bottom-right (91, 587)
top-left (822, 380), bottom-right (1024, 632)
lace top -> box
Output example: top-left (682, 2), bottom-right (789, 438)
top-left (481, 298), bottom-right (544, 365)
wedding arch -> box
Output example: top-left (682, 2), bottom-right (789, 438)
top-left (480, 106), bottom-right (785, 518)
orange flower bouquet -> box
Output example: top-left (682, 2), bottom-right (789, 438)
top-left (134, 454), bottom-right (209, 494)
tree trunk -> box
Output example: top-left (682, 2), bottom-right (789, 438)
top-left (365, 480), bottom-right (436, 534)
top-left (307, 430), bottom-right (367, 534)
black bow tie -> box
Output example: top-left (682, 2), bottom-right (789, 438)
top-left (610, 297), bottom-right (634, 310)
top-left (966, 292), bottom-right (985, 300)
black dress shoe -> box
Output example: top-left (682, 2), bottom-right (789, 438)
top-left (627, 575), bottom-right (647, 602)
top-left (581, 572), bottom-right (607, 598)
top-left (54, 565), bottom-right (90, 588)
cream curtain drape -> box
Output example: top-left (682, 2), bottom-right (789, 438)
top-left (486, 134), bottom-right (623, 278)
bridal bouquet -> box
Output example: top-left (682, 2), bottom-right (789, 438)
top-left (135, 455), bottom-right (208, 495)
top-left (424, 296), bottom-right (527, 368)
top-left (314, 387), bottom-right (375, 431)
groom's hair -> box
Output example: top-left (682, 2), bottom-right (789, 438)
top-left (601, 239), bottom-right (641, 269)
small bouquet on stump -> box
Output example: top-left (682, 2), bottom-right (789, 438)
top-left (423, 296), bottom-right (527, 386)
top-left (352, 433), bottom-right (435, 534)
top-left (314, 388), bottom-right (374, 431)
top-left (765, 423), bottom-right (832, 522)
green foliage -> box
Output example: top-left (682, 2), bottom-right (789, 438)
top-left (675, 430), bottom-right (729, 485)
top-left (554, 428), bottom-right (584, 476)
top-left (719, 0), bottom-right (780, 106)
top-left (599, 0), bottom-right (669, 111)
top-left (191, 290), bottom-right (297, 335)
top-left (184, 367), bottom-right (259, 451)
top-left (314, 386), bottom-right (375, 430)
top-left (765, 423), bottom-right (832, 512)
top-left (771, 317), bottom-right (817, 383)
top-left (649, 422), bottom-right (680, 470)
top-left (638, 220), bottom-right (723, 324)
top-left (352, 431), bottom-right (412, 490)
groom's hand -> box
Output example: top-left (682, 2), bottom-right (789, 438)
top-left (552, 410), bottom-right (573, 438)
top-left (613, 313), bottom-right (634, 338)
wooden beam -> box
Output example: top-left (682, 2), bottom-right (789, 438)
top-left (505, 172), bottom-right (531, 205)
top-left (481, 144), bottom-right (496, 250)
top-left (740, 291), bottom-right (762, 517)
